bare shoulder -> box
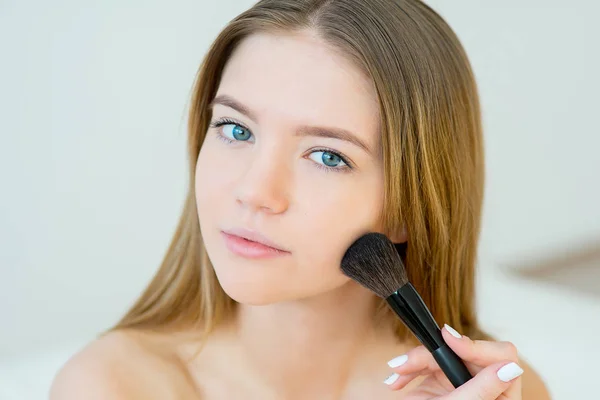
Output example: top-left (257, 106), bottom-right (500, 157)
top-left (49, 329), bottom-right (195, 400)
top-left (520, 358), bottom-right (552, 399)
top-left (49, 330), bottom-right (146, 399)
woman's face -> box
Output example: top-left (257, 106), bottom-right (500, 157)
top-left (196, 30), bottom-right (399, 305)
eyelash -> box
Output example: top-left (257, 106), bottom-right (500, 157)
top-left (208, 117), bottom-right (353, 173)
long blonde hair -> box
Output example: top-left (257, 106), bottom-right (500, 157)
top-left (112, 0), bottom-right (489, 343)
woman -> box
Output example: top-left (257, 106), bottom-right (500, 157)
top-left (51, 0), bottom-right (551, 398)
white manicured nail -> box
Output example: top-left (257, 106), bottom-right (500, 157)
top-left (444, 324), bottom-right (462, 338)
top-left (387, 354), bottom-right (408, 368)
top-left (497, 362), bottom-right (524, 382)
top-left (383, 372), bottom-right (400, 385)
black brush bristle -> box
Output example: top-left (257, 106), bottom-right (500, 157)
top-left (340, 232), bottom-right (408, 298)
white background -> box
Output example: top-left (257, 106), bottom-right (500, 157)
top-left (1, 0), bottom-right (598, 398)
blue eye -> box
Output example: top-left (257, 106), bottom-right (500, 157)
top-left (209, 118), bottom-right (352, 173)
top-left (209, 118), bottom-right (253, 143)
top-left (308, 151), bottom-right (348, 169)
top-left (224, 123), bottom-right (252, 141)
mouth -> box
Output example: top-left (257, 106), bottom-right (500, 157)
top-left (222, 228), bottom-right (287, 251)
top-left (220, 228), bottom-right (290, 258)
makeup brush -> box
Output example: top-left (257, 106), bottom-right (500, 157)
top-left (341, 232), bottom-right (472, 388)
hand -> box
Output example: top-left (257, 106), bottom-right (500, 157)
top-left (384, 324), bottom-right (523, 399)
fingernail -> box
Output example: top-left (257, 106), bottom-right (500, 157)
top-left (387, 354), bottom-right (408, 368)
top-left (383, 372), bottom-right (400, 385)
top-left (444, 324), bottom-right (462, 338)
top-left (497, 362), bottom-right (524, 382)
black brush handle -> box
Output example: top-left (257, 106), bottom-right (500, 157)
top-left (432, 344), bottom-right (472, 388)
top-left (387, 284), bottom-right (473, 388)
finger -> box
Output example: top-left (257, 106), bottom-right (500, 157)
top-left (386, 345), bottom-right (439, 376)
top-left (442, 324), bottom-right (520, 368)
top-left (439, 361), bottom-right (524, 400)
top-left (386, 337), bottom-right (481, 381)
top-left (383, 370), bottom-right (423, 391)
top-left (384, 347), bottom-right (438, 391)
top-left (385, 341), bottom-right (480, 391)
top-left (500, 361), bottom-right (523, 398)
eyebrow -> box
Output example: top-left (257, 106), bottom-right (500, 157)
top-left (209, 94), bottom-right (374, 156)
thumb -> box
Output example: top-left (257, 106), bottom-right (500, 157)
top-left (439, 361), bottom-right (523, 400)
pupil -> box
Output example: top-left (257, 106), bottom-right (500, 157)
top-left (322, 152), bottom-right (340, 167)
top-left (233, 125), bottom-right (249, 140)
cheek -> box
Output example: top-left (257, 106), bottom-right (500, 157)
top-left (195, 141), bottom-right (227, 241)
top-left (300, 168), bottom-right (384, 235)
top-left (195, 140), bottom-right (233, 215)
top-left (295, 171), bottom-right (385, 277)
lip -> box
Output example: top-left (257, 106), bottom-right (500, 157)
top-left (221, 228), bottom-right (290, 259)
top-left (223, 228), bottom-right (288, 251)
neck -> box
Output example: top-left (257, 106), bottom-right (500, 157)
top-left (231, 281), bottom-right (398, 399)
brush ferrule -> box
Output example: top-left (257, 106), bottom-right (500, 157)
top-left (386, 283), bottom-right (445, 352)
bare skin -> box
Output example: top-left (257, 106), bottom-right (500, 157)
top-left (50, 30), bottom-right (551, 399)
top-left (49, 323), bottom-right (550, 399)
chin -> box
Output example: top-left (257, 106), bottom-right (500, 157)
top-left (215, 270), bottom-right (352, 306)
top-left (213, 264), bottom-right (321, 305)
top-left (206, 243), bottom-right (351, 305)
top-left (217, 276), bottom-right (291, 305)
top-left (209, 260), bottom-right (280, 303)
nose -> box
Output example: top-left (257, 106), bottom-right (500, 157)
top-left (233, 147), bottom-right (291, 215)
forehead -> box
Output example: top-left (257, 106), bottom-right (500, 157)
top-left (215, 30), bottom-right (381, 146)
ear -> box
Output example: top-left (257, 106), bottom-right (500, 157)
top-left (388, 224), bottom-right (408, 244)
